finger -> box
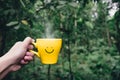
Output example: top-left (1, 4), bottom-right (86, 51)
top-left (26, 52), bottom-right (34, 56)
top-left (23, 37), bottom-right (33, 47)
top-left (32, 39), bottom-right (35, 42)
top-left (28, 45), bottom-right (34, 50)
top-left (24, 56), bottom-right (33, 61)
top-left (20, 60), bottom-right (28, 64)
top-left (10, 65), bottom-right (21, 72)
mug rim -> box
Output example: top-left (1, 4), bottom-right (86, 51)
top-left (36, 38), bottom-right (62, 40)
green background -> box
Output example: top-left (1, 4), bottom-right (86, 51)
top-left (0, 0), bottom-right (120, 80)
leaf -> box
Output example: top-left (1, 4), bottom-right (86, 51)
top-left (20, 0), bottom-right (26, 8)
top-left (21, 20), bottom-right (29, 25)
top-left (6, 21), bottom-right (19, 27)
top-left (58, 1), bottom-right (67, 5)
top-left (14, 25), bottom-right (20, 30)
top-left (85, 21), bottom-right (94, 29)
top-left (77, 18), bottom-right (82, 22)
top-left (56, 5), bottom-right (65, 9)
top-left (68, 2), bottom-right (78, 7)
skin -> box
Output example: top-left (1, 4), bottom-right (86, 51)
top-left (0, 37), bottom-right (34, 79)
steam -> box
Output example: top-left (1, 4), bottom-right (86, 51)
top-left (42, 21), bottom-right (54, 38)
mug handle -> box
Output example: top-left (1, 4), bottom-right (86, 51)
top-left (29, 42), bottom-right (40, 58)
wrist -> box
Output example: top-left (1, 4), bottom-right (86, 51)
top-left (0, 55), bottom-right (12, 73)
top-left (0, 53), bottom-right (15, 68)
top-left (3, 52), bottom-right (17, 64)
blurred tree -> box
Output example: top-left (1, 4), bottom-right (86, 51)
top-left (0, 0), bottom-right (120, 80)
top-left (0, 0), bottom-right (36, 56)
top-left (111, 1), bottom-right (120, 80)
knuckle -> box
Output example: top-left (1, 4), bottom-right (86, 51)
top-left (15, 41), bottom-right (23, 45)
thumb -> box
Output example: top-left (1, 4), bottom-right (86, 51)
top-left (23, 37), bottom-right (33, 47)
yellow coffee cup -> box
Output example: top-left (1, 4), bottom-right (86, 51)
top-left (30, 38), bottom-right (62, 64)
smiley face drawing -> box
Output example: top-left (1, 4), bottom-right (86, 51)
top-left (45, 47), bottom-right (54, 54)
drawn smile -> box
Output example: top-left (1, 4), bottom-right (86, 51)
top-left (45, 47), bottom-right (54, 54)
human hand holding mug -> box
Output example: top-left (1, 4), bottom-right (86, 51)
top-left (30, 38), bottom-right (62, 64)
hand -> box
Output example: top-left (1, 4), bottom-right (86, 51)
top-left (5, 37), bottom-right (33, 63)
top-left (0, 37), bottom-right (34, 79)
top-left (6, 37), bottom-right (34, 70)
top-left (9, 52), bottom-right (34, 72)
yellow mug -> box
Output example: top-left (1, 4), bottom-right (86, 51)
top-left (30, 38), bottom-right (62, 64)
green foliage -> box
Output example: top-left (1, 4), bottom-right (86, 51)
top-left (0, 0), bottom-right (120, 80)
